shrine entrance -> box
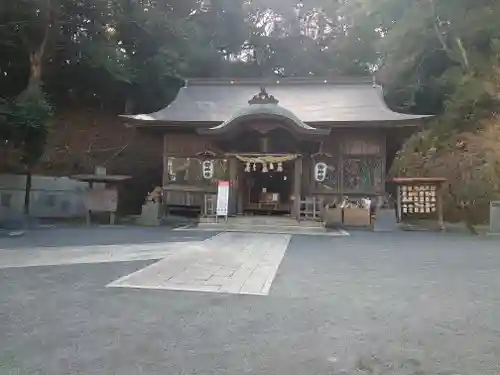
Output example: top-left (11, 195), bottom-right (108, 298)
top-left (239, 158), bottom-right (295, 215)
top-left (199, 87), bottom-right (329, 219)
top-left (229, 154), bottom-right (300, 216)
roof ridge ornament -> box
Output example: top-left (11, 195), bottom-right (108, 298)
top-left (248, 87), bottom-right (279, 105)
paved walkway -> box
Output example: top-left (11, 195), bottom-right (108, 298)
top-left (0, 242), bottom-right (201, 269)
top-left (0, 229), bottom-right (292, 295)
top-left (108, 233), bottom-right (291, 295)
top-left (0, 227), bottom-right (212, 268)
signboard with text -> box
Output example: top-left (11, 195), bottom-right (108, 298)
top-left (216, 180), bottom-right (230, 217)
top-left (400, 184), bottom-right (437, 215)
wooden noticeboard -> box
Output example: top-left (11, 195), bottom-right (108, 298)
top-left (84, 188), bottom-right (118, 213)
top-left (71, 173), bottom-right (130, 226)
top-left (400, 185), bottom-right (437, 214)
top-left (393, 177), bottom-right (446, 231)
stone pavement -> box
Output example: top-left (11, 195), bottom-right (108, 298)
top-left (108, 232), bottom-right (291, 295)
top-left (0, 226), bottom-right (213, 268)
top-left (0, 228), bottom-right (292, 296)
top-left (0, 241), bottom-right (201, 269)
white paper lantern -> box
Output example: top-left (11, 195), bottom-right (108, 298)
top-left (314, 162), bottom-right (327, 182)
top-left (202, 160), bottom-right (214, 179)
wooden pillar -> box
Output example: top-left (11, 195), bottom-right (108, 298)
top-left (380, 132), bottom-right (387, 201)
top-left (228, 157), bottom-right (238, 215)
top-left (110, 184), bottom-right (117, 225)
top-left (237, 163), bottom-right (244, 215)
top-left (338, 148), bottom-right (344, 200)
top-left (237, 188), bottom-right (244, 215)
top-left (293, 157), bottom-right (303, 220)
top-left (302, 156), bottom-right (312, 196)
top-left (437, 184), bottom-right (445, 231)
top-left (396, 184), bottom-right (402, 223)
top-left (162, 135), bottom-right (169, 187)
top-left (162, 135), bottom-right (169, 216)
top-left (86, 181), bottom-right (94, 226)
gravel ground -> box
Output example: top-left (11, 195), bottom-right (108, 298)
top-left (1, 229), bottom-right (500, 375)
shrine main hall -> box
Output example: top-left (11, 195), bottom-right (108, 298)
top-left (122, 77), bottom-right (429, 218)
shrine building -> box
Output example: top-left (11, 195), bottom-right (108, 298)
top-left (122, 77), bottom-right (430, 218)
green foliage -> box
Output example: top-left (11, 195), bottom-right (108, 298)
top-left (392, 120), bottom-right (500, 224)
top-left (371, 0), bottom-right (500, 227)
top-left (10, 3), bottom-right (370, 115)
top-left (1, 0), bottom-right (499, 227)
top-left (375, 0), bottom-right (500, 116)
top-left (0, 0), bottom-right (384, 113)
top-left (6, 88), bottom-right (53, 166)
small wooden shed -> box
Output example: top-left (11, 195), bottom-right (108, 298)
top-left (72, 174), bottom-right (130, 225)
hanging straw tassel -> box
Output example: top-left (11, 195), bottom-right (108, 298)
top-left (244, 162), bottom-right (251, 172)
top-left (262, 163), bottom-right (268, 173)
top-left (269, 162), bottom-right (274, 170)
top-left (277, 162), bottom-right (283, 172)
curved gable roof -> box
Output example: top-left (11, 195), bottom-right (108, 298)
top-left (200, 103), bottom-right (330, 135)
top-left (123, 77), bottom-right (431, 126)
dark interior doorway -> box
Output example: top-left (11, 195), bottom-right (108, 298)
top-left (242, 161), bottom-right (293, 215)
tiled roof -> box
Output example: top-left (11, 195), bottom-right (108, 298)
top-left (123, 77), bottom-right (431, 125)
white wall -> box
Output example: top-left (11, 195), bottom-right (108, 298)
top-left (0, 174), bottom-right (88, 220)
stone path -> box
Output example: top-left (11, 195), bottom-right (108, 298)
top-left (108, 232), bottom-right (291, 295)
top-left (0, 242), bottom-right (201, 269)
top-left (0, 230), bottom-right (292, 295)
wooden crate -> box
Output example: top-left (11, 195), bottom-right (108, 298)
top-left (343, 207), bottom-right (371, 227)
top-left (323, 207), bottom-right (342, 227)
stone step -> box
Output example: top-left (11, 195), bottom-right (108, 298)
top-left (199, 216), bottom-right (324, 228)
top-left (196, 222), bottom-right (329, 235)
top-left (187, 223), bottom-right (349, 236)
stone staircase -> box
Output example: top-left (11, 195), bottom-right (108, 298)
top-left (195, 216), bottom-right (339, 235)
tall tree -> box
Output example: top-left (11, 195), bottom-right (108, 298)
top-left (375, 0), bottom-right (500, 229)
top-left (0, 0), bottom-right (57, 214)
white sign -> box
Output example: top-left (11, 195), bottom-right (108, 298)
top-left (216, 180), bottom-right (230, 217)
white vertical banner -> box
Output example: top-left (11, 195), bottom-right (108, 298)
top-left (216, 180), bottom-right (230, 218)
